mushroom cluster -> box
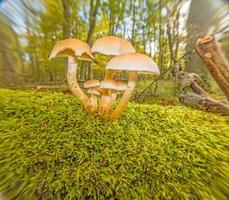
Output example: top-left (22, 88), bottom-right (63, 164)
top-left (49, 36), bottom-right (159, 121)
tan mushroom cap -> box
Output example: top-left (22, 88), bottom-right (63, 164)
top-left (106, 53), bottom-right (160, 74)
top-left (87, 87), bottom-right (102, 95)
top-left (83, 79), bottom-right (100, 88)
top-left (100, 79), bottom-right (126, 91)
top-left (91, 36), bottom-right (135, 56)
top-left (49, 38), bottom-right (94, 61)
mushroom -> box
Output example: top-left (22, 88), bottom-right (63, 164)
top-left (106, 53), bottom-right (160, 120)
top-left (83, 79), bottom-right (100, 111)
top-left (49, 38), bottom-right (94, 112)
top-left (91, 36), bottom-right (135, 114)
top-left (86, 87), bottom-right (102, 112)
top-left (83, 79), bottom-right (100, 88)
top-left (99, 79), bottom-right (126, 114)
top-left (92, 36), bottom-right (136, 56)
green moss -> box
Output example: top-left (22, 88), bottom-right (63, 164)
top-left (0, 89), bottom-right (228, 200)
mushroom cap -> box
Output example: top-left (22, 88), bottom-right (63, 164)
top-left (91, 36), bottom-right (135, 56)
top-left (106, 53), bottom-right (160, 74)
top-left (83, 79), bottom-right (100, 88)
top-left (100, 79), bottom-right (126, 91)
top-left (87, 87), bottom-right (102, 95)
top-left (49, 38), bottom-right (94, 61)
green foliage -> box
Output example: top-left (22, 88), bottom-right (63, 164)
top-left (0, 89), bottom-right (229, 200)
top-left (133, 79), bottom-right (180, 104)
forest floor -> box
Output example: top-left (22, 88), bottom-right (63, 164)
top-left (0, 89), bottom-right (228, 199)
top-left (3, 79), bottom-right (227, 106)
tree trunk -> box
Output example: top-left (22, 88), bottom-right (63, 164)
top-left (195, 35), bottom-right (229, 100)
top-left (131, 0), bottom-right (136, 45)
top-left (185, 0), bottom-right (224, 74)
top-left (82, 0), bottom-right (100, 80)
top-left (61, 0), bottom-right (71, 75)
top-left (87, 0), bottom-right (100, 80)
top-left (158, 0), bottom-right (163, 72)
top-left (62, 0), bottom-right (71, 39)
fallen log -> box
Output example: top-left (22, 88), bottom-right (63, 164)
top-left (195, 35), bottom-right (229, 100)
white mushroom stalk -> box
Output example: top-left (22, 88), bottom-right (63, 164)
top-left (108, 92), bottom-right (117, 111)
top-left (67, 56), bottom-right (91, 111)
top-left (99, 79), bottom-right (126, 117)
top-left (87, 87), bottom-right (102, 113)
top-left (110, 72), bottom-right (137, 120)
top-left (106, 53), bottom-right (160, 121)
top-left (83, 79), bottom-right (100, 112)
top-left (98, 70), bottom-right (114, 115)
top-left (49, 38), bottom-right (94, 112)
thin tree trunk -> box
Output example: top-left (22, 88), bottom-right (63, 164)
top-left (87, 0), bottom-right (100, 80)
top-left (131, 0), bottom-right (136, 45)
top-left (61, 0), bottom-right (71, 75)
top-left (158, 0), bottom-right (163, 71)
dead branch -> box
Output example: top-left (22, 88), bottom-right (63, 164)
top-left (196, 35), bottom-right (229, 100)
top-left (180, 92), bottom-right (229, 115)
top-left (175, 68), bottom-right (229, 116)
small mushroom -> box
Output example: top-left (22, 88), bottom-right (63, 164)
top-left (87, 87), bottom-right (102, 112)
top-left (91, 36), bottom-right (135, 114)
top-left (106, 53), bottom-right (160, 120)
top-left (83, 79), bottom-right (100, 89)
top-left (100, 79), bottom-right (127, 91)
top-left (99, 80), bottom-right (126, 114)
top-left (83, 79), bottom-right (100, 112)
top-left (49, 38), bottom-right (94, 112)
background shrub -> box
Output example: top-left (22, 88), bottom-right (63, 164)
top-left (0, 89), bottom-right (228, 200)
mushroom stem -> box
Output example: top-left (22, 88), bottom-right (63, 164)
top-left (90, 95), bottom-right (98, 112)
top-left (67, 56), bottom-right (91, 111)
top-left (110, 71), bottom-right (138, 120)
top-left (98, 70), bottom-right (114, 115)
top-left (98, 95), bottom-right (111, 116)
top-left (107, 91), bottom-right (117, 113)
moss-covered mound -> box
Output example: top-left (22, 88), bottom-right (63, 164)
top-left (0, 89), bottom-right (228, 200)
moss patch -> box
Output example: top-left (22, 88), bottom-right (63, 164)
top-left (0, 89), bottom-right (228, 200)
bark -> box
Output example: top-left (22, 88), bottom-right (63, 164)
top-left (195, 35), bottom-right (229, 100)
